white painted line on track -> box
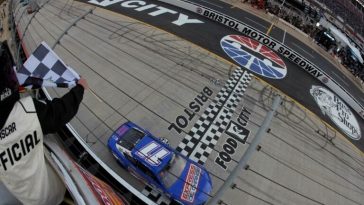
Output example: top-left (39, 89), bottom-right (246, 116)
top-left (282, 29), bottom-right (286, 44)
top-left (291, 42), bottom-right (315, 59)
top-left (330, 71), bottom-right (349, 86)
top-left (244, 17), bottom-right (267, 29)
top-left (198, 0), bottom-right (224, 8)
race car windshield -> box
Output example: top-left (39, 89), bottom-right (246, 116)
top-left (160, 154), bottom-right (187, 188)
top-left (118, 128), bottom-right (144, 150)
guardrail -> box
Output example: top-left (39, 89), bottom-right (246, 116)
top-left (157, 0), bottom-right (364, 120)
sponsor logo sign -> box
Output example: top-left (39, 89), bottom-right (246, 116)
top-left (221, 35), bottom-right (287, 79)
top-left (86, 0), bottom-right (203, 26)
top-left (181, 164), bottom-right (201, 203)
top-left (225, 121), bottom-right (249, 144)
top-left (310, 85), bottom-right (361, 140)
top-left (215, 107), bottom-right (251, 170)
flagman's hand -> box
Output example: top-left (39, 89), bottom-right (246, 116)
top-left (77, 77), bottom-right (89, 90)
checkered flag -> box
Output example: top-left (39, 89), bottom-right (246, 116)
top-left (17, 42), bottom-right (80, 89)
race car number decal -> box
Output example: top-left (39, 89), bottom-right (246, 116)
top-left (181, 164), bottom-right (201, 203)
top-left (137, 142), bottom-right (169, 166)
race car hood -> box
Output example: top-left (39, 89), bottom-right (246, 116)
top-left (169, 163), bottom-right (212, 205)
top-left (131, 136), bottom-right (173, 174)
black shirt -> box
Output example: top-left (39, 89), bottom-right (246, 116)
top-left (32, 85), bottom-right (84, 134)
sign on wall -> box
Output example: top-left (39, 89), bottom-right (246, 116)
top-left (310, 85), bottom-right (361, 140)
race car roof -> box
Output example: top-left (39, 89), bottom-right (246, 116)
top-left (115, 123), bottom-right (145, 151)
top-left (131, 135), bottom-right (173, 175)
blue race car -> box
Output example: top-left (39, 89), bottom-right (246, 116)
top-left (108, 122), bottom-right (212, 205)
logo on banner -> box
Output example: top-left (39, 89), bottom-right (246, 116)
top-left (225, 121), bottom-right (249, 144)
top-left (196, 7), bottom-right (202, 14)
top-left (310, 85), bottom-right (361, 140)
top-left (321, 77), bottom-right (329, 84)
top-left (220, 35), bottom-right (287, 79)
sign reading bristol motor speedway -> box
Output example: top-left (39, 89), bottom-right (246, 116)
top-left (310, 86), bottom-right (361, 140)
top-left (200, 9), bottom-right (323, 79)
top-left (221, 35), bottom-right (287, 79)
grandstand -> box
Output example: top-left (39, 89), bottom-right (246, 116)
top-left (267, 0), bottom-right (364, 82)
top-left (319, 0), bottom-right (364, 38)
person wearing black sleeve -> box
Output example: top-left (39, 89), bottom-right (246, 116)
top-left (0, 41), bottom-right (88, 205)
top-left (34, 82), bottom-right (85, 134)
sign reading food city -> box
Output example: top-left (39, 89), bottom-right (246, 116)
top-left (310, 85), bottom-right (361, 140)
top-left (215, 107), bottom-right (251, 170)
top-left (221, 35), bottom-right (287, 79)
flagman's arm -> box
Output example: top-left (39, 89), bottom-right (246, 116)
top-left (33, 78), bottom-right (88, 134)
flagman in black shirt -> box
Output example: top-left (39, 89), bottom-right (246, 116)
top-left (0, 41), bottom-right (88, 204)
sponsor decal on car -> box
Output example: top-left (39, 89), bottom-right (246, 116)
top-left (310, 85), bottom-right (361, 140)
top-left (221, 35), bottom-right (287, 79)
top-left (181, 164), bottom-right (201, 203)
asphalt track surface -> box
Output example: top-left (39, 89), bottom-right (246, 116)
top-left (78, 0), bottom-right (364, 152)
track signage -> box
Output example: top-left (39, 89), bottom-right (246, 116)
top-left (199, 9), bottom-right (324, 79)
top-left (221, 35), bottom-right (287, 79)
top-left (215, 107), bottom-right (251, 170)
top-left (310, 86), bottom-right (361, 140)
top-left (87, 0), bottom-right (204, 26)
top-left (168, 87), bottom-right (213, 134)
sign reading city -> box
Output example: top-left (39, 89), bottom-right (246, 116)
top-left (221, 35), bottom-right (287, 79)
top-left (310, 85), bottom-right (361, 140)
top-left (87, 0), bottom-right (204, 26)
